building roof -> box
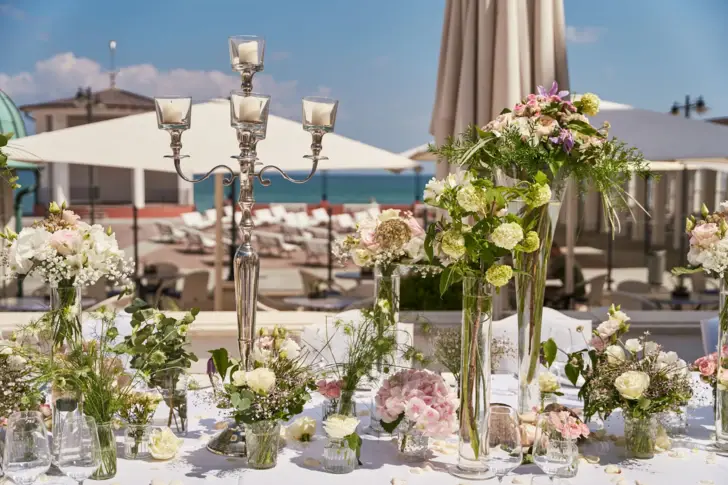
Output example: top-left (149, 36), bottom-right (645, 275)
top-left (18, 88), bottom-right (155, 112)
top-left (710, 117), bottom-right (728, 126)
top-left (0, 90), bottom-right (28, 137)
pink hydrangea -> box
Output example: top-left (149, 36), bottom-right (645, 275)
top-left (549, 411), bottom-right (589, 440)
top-left (317, 379), bottom-right (343, 399)
top-left (375, 369), bottom-right (459, 438)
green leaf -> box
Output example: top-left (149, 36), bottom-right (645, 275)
top-left (210, 348), bottom-right (230, 379)
top-left (542, 338), bottom-right (557, 368)
top-left (568, 119), bottom-right (598, 136)
top-left (671, 266), bottom-right (703, 276)
top-left (565, 363), bottom-right (580, 386)
top-left (345, 433), bottom-right (363, 465)
top-left (424, 223), bottom-right (436, 263)
top-left (638, 397), bottom-right (652, 410)
top-left (439, 266), bottom-right (454, 297)
top-left (380, 413), bottom-right (404, 434)
top-left (534, 171), bottom-right (548, 185)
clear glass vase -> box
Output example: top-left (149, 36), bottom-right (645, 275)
top-left (716, 277), bottom-right (728, 450)
top-left (153, 372), bottom-right (188, 435)
top-left (323, 437), bottom-right (357, 474)
top-left (50, 389), bottom-right (83, 468)
top-left (368, 265), bottom-right (400, 435)
top-left (396, 422), bottom-right (429, 462)
top-left (245, 420), bottom-right (281, 469)
top-left (498, 168), bottom-right (565, 414)
top-left (124, 424), bottom-right (151, 459)
top-left (450, 277), bottom-right (492, 480)
top-left (49, 283), bottom-right (83, 349)
top-left (624, 415), bottom-right (658, 459)
top-left (92, 422), bottom-right (117, 480)
top-left (323, 391), bottom-right (357, 421)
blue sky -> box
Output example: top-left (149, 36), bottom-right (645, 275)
top-left (1, 0), bottom-right (727, 159)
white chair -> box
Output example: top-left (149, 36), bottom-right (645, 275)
top-left (155, 270), bottom-right (211, 311)
top-left (302, 238), bottom-right (330, 265)
top-left (181, 211), bottom-right (214, 230)
top-left (183, 228), bottom-right (231, 253)
top-left (311, 207), bottom-right (330, 226)
top-left (253, 208), bottom-right (276, 226)
top-left (701, 316), bottom-right (720, 355)
top-left (254, 231), bottom-right (299, 258)
top-left (295, 211), bottom-right (314, 228)
top-left (270, 204), bottom-right (288, 223)
top-left (204, 208), bottom-right (218, 225)
top-left (333, 213), bottom-right (356, 231)
top-left (305, 226), bottom-right (332, 240)
top-left (154, 221), bottom-right (186, 243)
top-left (491, 308), bottom-right (592, 374)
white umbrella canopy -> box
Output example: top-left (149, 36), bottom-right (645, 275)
top-left (7, 99), bottom-right (420, 174)
top-left (591, 101), bottom-right (728, 161)
top-left (430, 0), bottom-right (569, 178)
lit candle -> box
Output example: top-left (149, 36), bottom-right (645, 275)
top-left (236, 97), bottom-right (263, 123)
top-left (310, 103), bottom-right (332, 127)
top-left (237, 41), bottom-right (259, 64)
top-left (161, 102), bottom-right (184, 124)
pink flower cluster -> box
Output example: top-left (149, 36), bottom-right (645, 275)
top-left (317, 379), bottom-right (343, 400)
top-left (376, 369), bottom-right (459, 438)
top-left (693, 346), bottom-right (728, 386)
top-left (549, 411), bottom-right (590, 440)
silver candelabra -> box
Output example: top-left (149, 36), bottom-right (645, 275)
top-left (155, 35), bottom-right (338, 456)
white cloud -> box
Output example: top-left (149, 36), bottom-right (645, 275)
top-left (0, 52), bottom-right (302, 118)
top-left (566, 26), bottom-right (605, 44)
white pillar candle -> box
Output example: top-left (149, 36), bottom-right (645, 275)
top-left (310, 104), bottom-right (332, 127)
top-left (161, 103), bottom-right (184, 124)
top-left (236, 97), bottom-right (263, 123)
top-left (237, 41), bottom-right (259, 64)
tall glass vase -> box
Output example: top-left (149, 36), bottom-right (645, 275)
top-left (498, 168), bottom-right (565, 414)
top-left (49, 282), bottom-right (83, 349)
top-left (716, 277), bottom-right (728, 450)
top-left (368, 265), bottom-right (400, 435)
top-left (450, 277), bottom-right (492, 480)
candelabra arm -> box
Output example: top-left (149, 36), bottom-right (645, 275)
top-left (256, 159), bottom-right (321, 186)
top-left (170, 158), bottom-right (238, 186)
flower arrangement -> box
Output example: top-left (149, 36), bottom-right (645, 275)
top-left (336, 208), bottom-right (425, 273)
top-left (323, 414), bottom-right (362, 466)
top-left (0, 339), bottom-right (43, 423)
top-left (376, 369), bottom-right (459, 450)
top-left (120, 390), bottom-right (162, 459)
top-left (0, 132), bottom-right (19, 188)
top-left (542, 306), bottom-right (692, 458)
top-left (546, 409), bottom-right (590, 440)
top-left (1, 202), bottom-right (132, 347)
top-left (148, 427), bottom-right (184, 460)
top-left (693, 347), bottom-right (728, 388)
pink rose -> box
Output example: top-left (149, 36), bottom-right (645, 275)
top-left (61, 210), bottom-right (81, 226)
top-left (316, 379), bottom-right (342, 399)
top-left (49, 229), bottom-right (81, 256)
top-left (404, 216), bottom-right (425, 237)
top-left (590, 336), bottom-right (605, 351)
top-left (699, 359), bottom-right (717, 377)
top-left (689, 223), bottom-right (720, 249)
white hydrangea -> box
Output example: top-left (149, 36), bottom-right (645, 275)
top-left (490, 222), bottom-right (524, 250)
top-left (456, 185), bottom-right (486, 213)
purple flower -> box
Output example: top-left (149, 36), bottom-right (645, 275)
top-left (537, 81), bottom-right (569, 99)
top-left (549, 129), bottom-right (575, 153)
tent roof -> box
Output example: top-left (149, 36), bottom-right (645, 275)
top-left (6, 99), bottom-right (419, 174)
top-left (400, 143), bottom-right (437, 161)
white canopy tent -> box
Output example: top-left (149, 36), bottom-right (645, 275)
top-left (6, 98), bottom-right (420, 175)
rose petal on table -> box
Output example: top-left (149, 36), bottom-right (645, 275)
top-left (605, 464), bottom-right (622, 474)
top-left (214, 421), bottom-right (228, 430)
top-left (668, 449), bottom-right (686, 459)
top-left (699, 480), bottom-right (714, 485)
top-left (169, 480), bottom-right (184, 485)
top-left (409, 468), bottom-right (423, 475)
top-left (510, 478), bottom-right (529, 484)
top-left (391, 478), bottom-right (407, 485)
top-left (584, 455), bottom-right (600, 464)
top-left (151, 479), bottom-right (167, 485)
top-left (691, 448), bottom-right (700, 453)
top-left (635, 481), bottom-right (647, 485)
top-left (194, 415), bottom-right (203, 420)
top-left (303, 457), bottom-right (321, 468)
top-left (422, 464), bottom-right (433, 472)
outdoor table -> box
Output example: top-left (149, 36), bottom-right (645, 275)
top-left (650, 293), bottom-right (719, 310)
top-left (39, 373), bottom-right (724, 485)
top-left (335, 271), bottom-right (374, 282)
top-left (283, 296), bottom-right (358, 312)
top-left (0, 296), bottom-right (97, 312)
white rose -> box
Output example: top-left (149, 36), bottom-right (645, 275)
top-left (323, 415), bottom-right (360, 439)
top-left (246, 367), bottom-right (276, 394)
top-left (657, 351), bottom-right (678, 365)
top-left (286, 416), bottom-right (316, 442)
top-left (7, 354), bottom-right (26, 369)
top-left (610, 310), bottom-right (630, 324)
top-left (231, 370), bottom-right (247, 387)
top-left (624, 339), bottom-right (642, 353)
top-left (605, 345), bottom-right (626, 364)
top-left (378, 209), bottom-right (400, 222)
top-left (403, 237), bottom-right (425, 262)
top-left (279, 338), bottom-right (301, 360)
top-left (614, 371), bottom-right (650, 400)
top-left (538, 372), bottom-right (560, 393)
top-left (351, 248), bottom-right (373, 267)
top-left (595, 319), bottom-right (620, 339)
top-left (644, 341), bottom-right (660, 356)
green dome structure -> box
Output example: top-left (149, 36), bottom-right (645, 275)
top-left (0, 89), bottom-right (28, 138)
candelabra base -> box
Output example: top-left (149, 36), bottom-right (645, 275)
top-left (206, 421), bottom-right (247, 457)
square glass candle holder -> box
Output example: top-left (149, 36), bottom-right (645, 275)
top-left (302, 97), bottom-right (338, 133)
top-left (229, 35), bottom-right (265, 72)
top-left (230, 91), bottom-right (271, 139)
top-left (155, 97), bottom-right (192, 130)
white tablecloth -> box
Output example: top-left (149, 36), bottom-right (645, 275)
top-left (29, 375), bottom-right (728, 485)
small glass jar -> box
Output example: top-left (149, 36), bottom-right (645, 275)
top-left (124, 424), bottom-right (151, 459)
top-left (322, 391), bottom-right (358, 421)
top-left (93, 422), bottom-right (118, 480)
top-left (154, 372), bottom-right (188, 435)
top-left (323, 436), bottom-right (357, 474)
top-left (396, 425), bottom-right (429, 462)
top-left (245, 421), bottom-right (281, 470)
top-left (624, 415), bottom-right (658, 459)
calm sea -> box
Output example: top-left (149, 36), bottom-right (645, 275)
top-left (14, 171), bottom-right (429, 214)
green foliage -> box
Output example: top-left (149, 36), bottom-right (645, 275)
top-left (400, 273), bottom-right (462, 311)
top-left (0, 132), bottom-right (19, 189)
top-left (542, 338), bottom-right (558, 368)
top-left (345, 432), bottom-right (363, 465)
top-left (380, 413), bottom-right (404, 434)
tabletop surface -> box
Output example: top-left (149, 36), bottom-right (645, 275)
top-left (283, 296), bottom-right (358, 311)
top-left (20, 373), bottom-right (727, 485)
top-left (0, 296), bottom-right (97, 312)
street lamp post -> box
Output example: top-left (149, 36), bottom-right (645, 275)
top-left (670, 95), bottom-right (708, 290)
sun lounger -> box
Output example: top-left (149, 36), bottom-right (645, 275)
top-left (154, 221), bottom-right (185, 243)
top-left (181, 211), bottom-right (215, 230)
top-left (311, 207), bottom-right (330, 226)
top-left (333, 213), bottom-right (356, 231)
top-left (183, 228), bottom-right (231, 253)
top-left (270, 204), bottom-right (288, 223)
top-left (302, 238), bottom-right (330, 265)
top-left (254, 231), bottom-right (299, 258)
top-left (253, 208), bottom-right (276, 226)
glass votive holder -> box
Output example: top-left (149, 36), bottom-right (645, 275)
top-left (230, 91), bottom-right (270, 139)
top-left (155, 97), bottom-right (191, 130)
top-left (302, 96), bottom-right (338, 133)
top-left (229, 35), bottom-right (265, 71)
top-left (659, 406), bottom-right (689, 436)
top-left (323, 436), bottom-right (357, 474)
